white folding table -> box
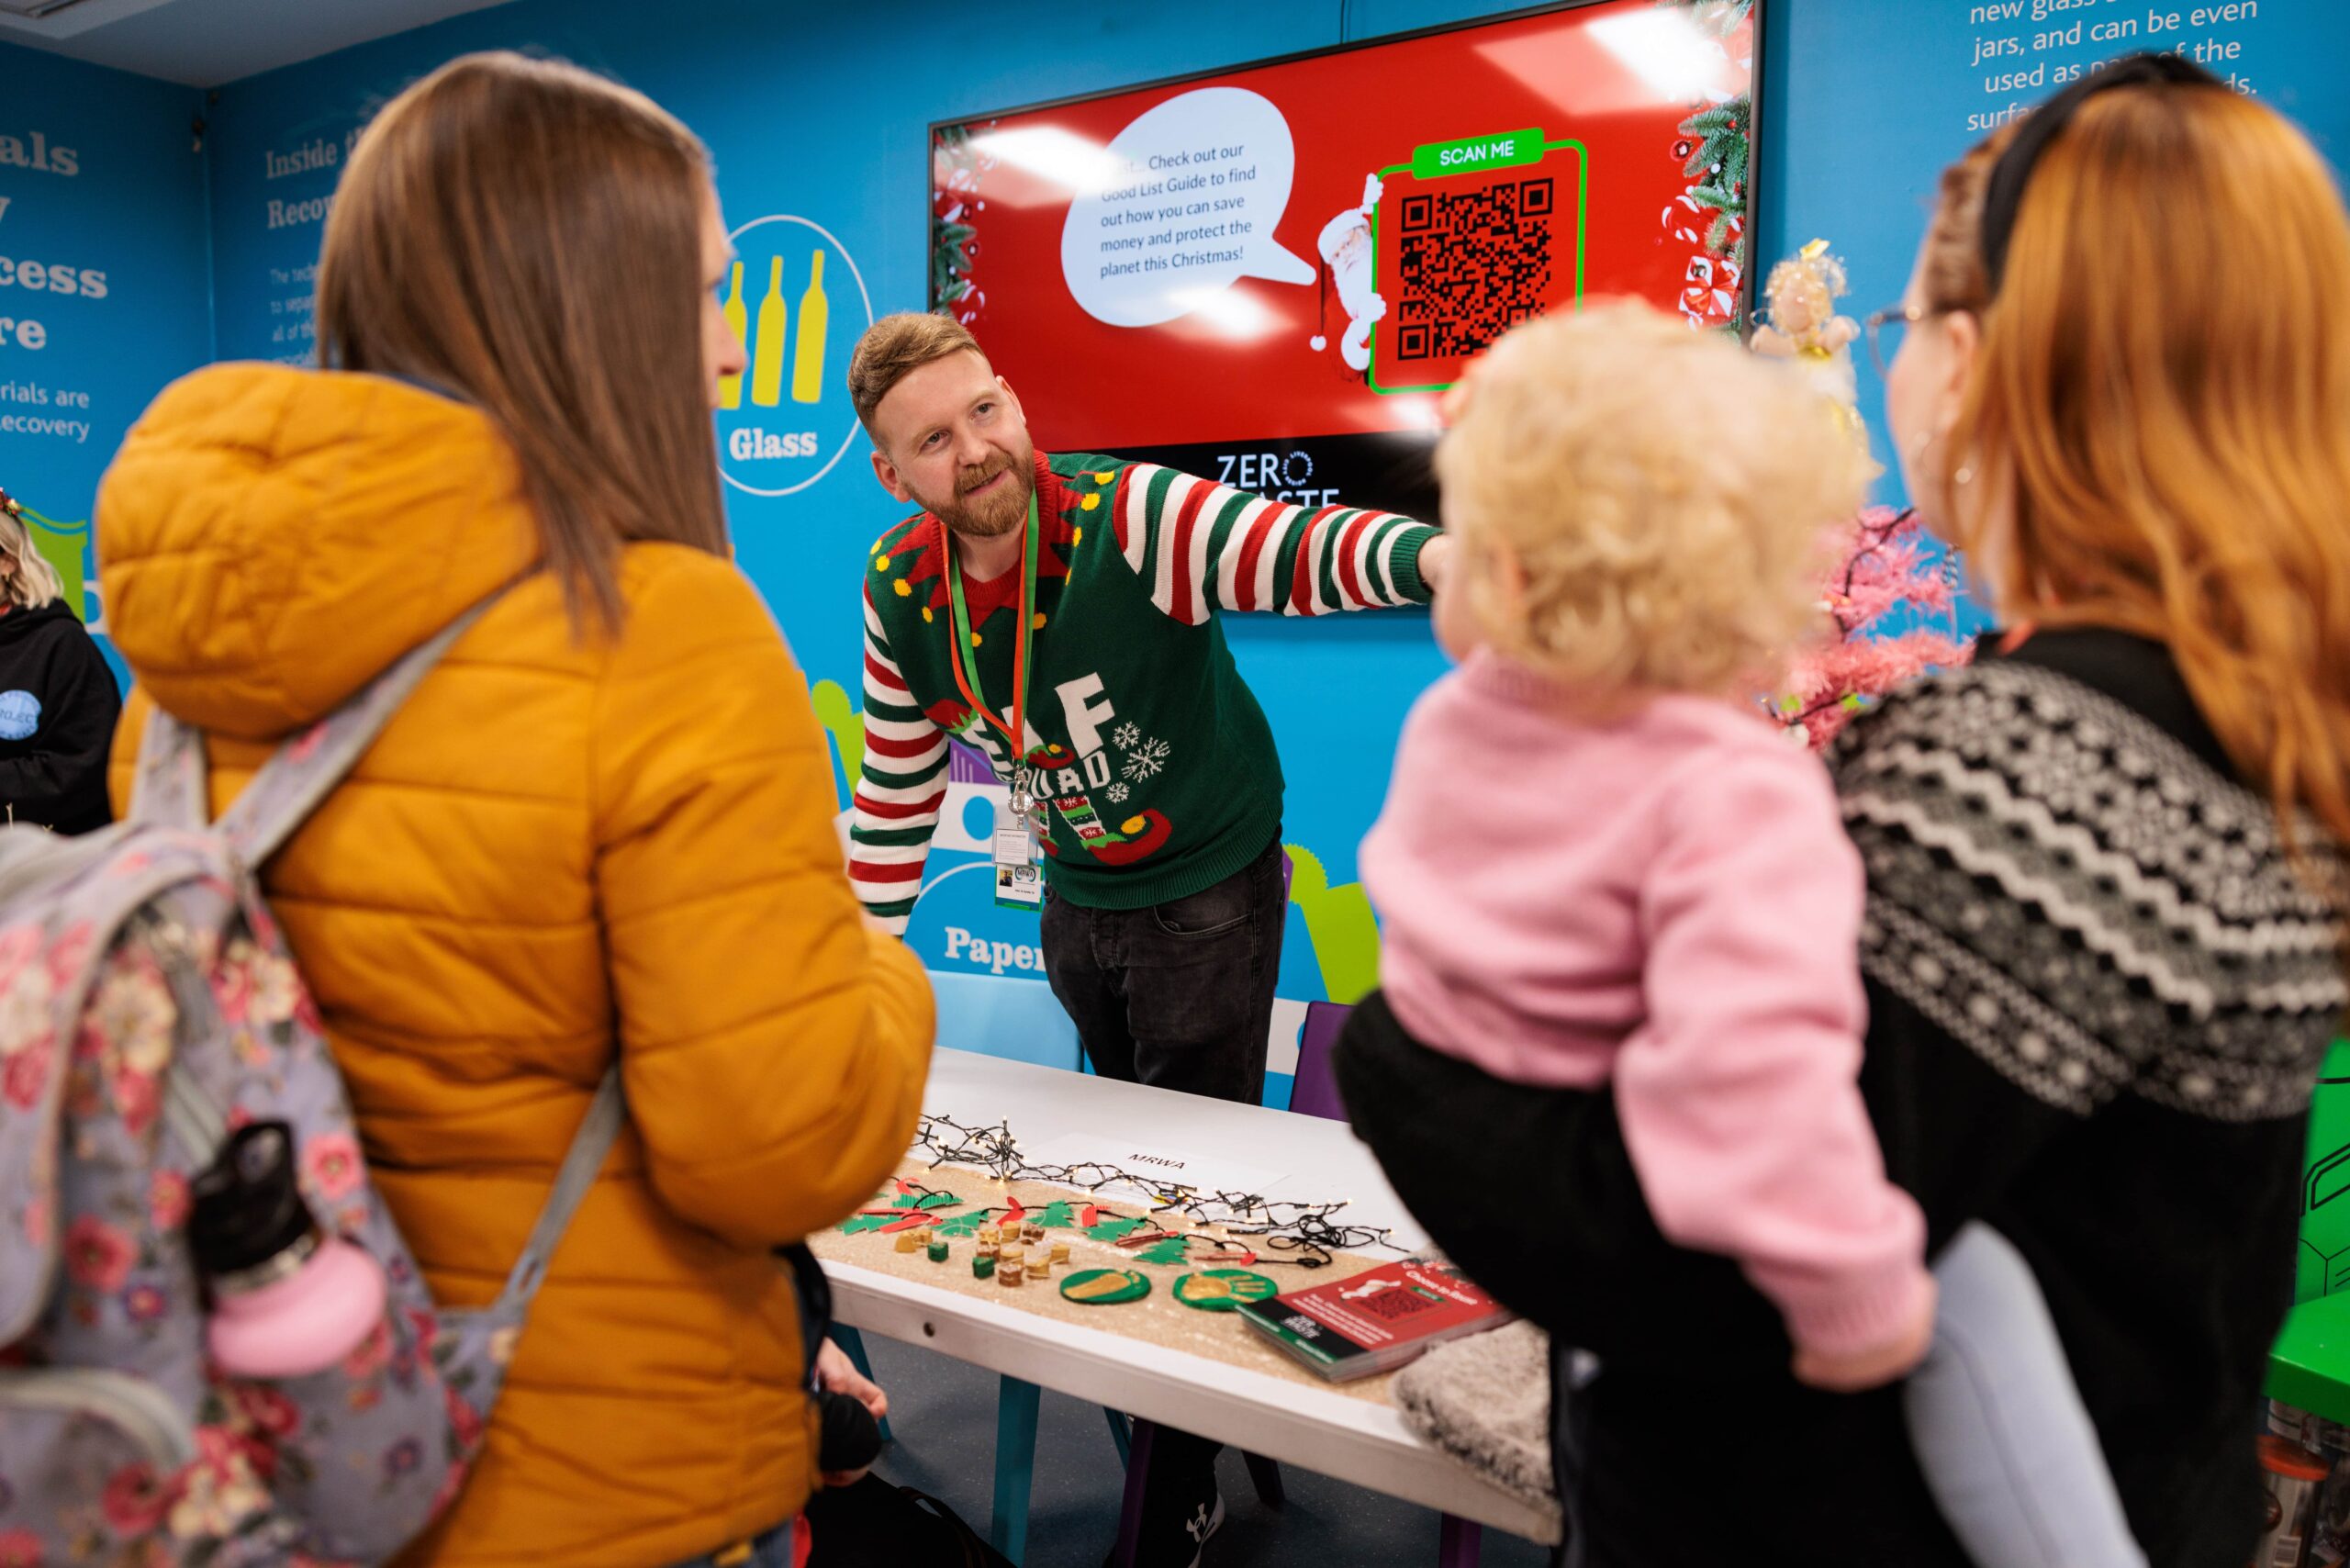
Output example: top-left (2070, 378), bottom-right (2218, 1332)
top-left (814, 1048), bottom-right (1561, 1566)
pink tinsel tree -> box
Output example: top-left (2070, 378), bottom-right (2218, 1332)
top-left (1772, 505), bottom-right (1975, 750)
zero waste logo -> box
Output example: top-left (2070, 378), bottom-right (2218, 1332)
top-left (717, 214), bottom-right (874, 498)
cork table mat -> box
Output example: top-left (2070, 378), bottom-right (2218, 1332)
top-left (808, 1158), bottom-right (1407, 1407)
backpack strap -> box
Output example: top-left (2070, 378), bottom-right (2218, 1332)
top-left (126, 585), bottom-right (618, 1321)
top-left (489, 1068), bottom-right (624, 1316)
top-left (129, 708), bottom-right (211, 833)
top-left (130, 589), bottom-right (508, 865)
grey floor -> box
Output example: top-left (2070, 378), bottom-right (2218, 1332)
top-left (856, 1332), bottom-right (1553, 1568)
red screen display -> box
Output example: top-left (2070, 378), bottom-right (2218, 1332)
top-left (931, 0), bottom-right (1758, 512)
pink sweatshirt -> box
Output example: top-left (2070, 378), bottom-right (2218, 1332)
top-left (1360, 651), bottom-right (1930, 1359)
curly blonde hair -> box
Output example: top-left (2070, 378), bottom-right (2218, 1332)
top-left (1435, 299), bottom-right (1867, 698)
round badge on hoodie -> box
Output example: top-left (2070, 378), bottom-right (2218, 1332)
top-left (0, 690), bottom-right (39, 742)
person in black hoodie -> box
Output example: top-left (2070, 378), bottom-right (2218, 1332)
top-left (0, 490), bottom-right (118, 834)
top-left (1339, 60), bottom-right (2350, 1568)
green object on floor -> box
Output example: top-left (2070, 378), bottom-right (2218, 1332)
top-left (2270, 1292), bottom-right (2350, 1424)
top-left (928, 1238), bottom-right (950, 1263)
top-left (974, 1255), bottom-right (996, 1280)
top-left (2299, 1041), bottom-right (2350, 1303)
top-left (2269, 1040), bottom-right (2350, 1420)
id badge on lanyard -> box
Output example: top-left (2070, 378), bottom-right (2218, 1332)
top-left (993, 823), bottom-right (1043, 909)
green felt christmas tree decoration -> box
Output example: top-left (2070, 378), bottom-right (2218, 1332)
top-left (1134, 1236), bottom-right (1192, 1267)
top-left (1084, 1215), bottom-right (1147, 1245)
top-left (1031, 1201), bottom-right (1082, 1230)
top-left (842, 1190), bottom-right (955, 1235)
top-left (931, 1210), bottom-right (993, 1239)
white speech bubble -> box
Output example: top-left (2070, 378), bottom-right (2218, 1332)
top-left (1062, 86), bottom-right (1315, 330)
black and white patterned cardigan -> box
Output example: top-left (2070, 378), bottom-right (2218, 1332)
top-left (1835, 640), bottom-right (2344, 1122)
top-left (1827, 627), bottom-right (2346, 1565)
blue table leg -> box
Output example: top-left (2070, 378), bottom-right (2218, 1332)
top-left (1113, 1417), bottom-right (1158, 1567)
top-left (824, 1325), bottom-right (891, 1444)
top-left (993, 1375), bottom-right (1042, 1566)
top-left (1103, 1406), bottom-right (1134, 1466)
top-left (1438, 1514), bottom-right (1483, 1568)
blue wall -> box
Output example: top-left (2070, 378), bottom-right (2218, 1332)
top-left (0, 46), bottom-right (207, 646)
top-left (7, 0), bottom-right (2349, 1040)
top-left (193, 0), bottom-right (1530, 1026)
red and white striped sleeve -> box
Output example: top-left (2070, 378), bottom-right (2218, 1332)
top-left (846, 587), bottom-right (948, 935)
top-left (1108, 463), bottom-right (1439, 625)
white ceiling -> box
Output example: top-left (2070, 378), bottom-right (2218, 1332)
top-left (0, 0), bottom-right (518, 88)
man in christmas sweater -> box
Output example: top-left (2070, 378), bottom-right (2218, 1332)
top-left (846, 313), bottom-right (1448, 1109)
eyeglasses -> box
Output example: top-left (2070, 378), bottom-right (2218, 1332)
top-left (1863, 304), bottom-right (1934, 378)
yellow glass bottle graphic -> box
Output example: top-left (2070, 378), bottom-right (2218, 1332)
top-left (791, 250), bottom-right (829, 405)
top-left (750, 255), bottom-right (788, 408)
top-left (719, 261), bottom-right (746, 410)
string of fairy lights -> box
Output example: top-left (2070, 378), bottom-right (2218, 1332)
top-left (908, 1114), bottom-right (1398, 1270)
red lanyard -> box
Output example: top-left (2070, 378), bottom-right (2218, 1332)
top-left (943, 488), bottom-right (1038, 762)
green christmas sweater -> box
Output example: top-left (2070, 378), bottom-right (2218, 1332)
top-left (849, 451), bottom-right (1438, 930)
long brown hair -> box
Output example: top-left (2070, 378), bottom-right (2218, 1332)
top-left (1920, 84), bottom-right (2350, 857)
top-left (317, 52), bottom-right (728, 633)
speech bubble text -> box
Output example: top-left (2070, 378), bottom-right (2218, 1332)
top-left (1062, 87), bottom-right (1315, 329)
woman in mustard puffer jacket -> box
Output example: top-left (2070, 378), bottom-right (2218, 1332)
top-left (95, 54), bottom-right (934, 1568)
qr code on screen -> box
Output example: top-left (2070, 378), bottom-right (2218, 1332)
top-left (1390, 176), bottom-right (1556, 362)
top-left (1357, 1286), bottom-right (1443, 1323)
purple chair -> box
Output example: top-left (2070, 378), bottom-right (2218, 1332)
top-left (1286, 999), bottom-right (1354, 1122)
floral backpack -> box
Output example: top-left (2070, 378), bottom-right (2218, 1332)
top-left (0, 597), bottom-right (623, 1565)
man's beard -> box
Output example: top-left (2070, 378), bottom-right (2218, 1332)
top-left (932, 447), bottom-right (1034, 540)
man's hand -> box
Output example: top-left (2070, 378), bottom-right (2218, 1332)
top-left (1418, 532), bottom-right (1455, 595)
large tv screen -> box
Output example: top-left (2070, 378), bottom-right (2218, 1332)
top-left (929, 0), bottom-right (1760, 520)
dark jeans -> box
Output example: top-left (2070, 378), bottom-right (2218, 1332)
top-left (1039, 834), bottom-right (1286, 1105)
